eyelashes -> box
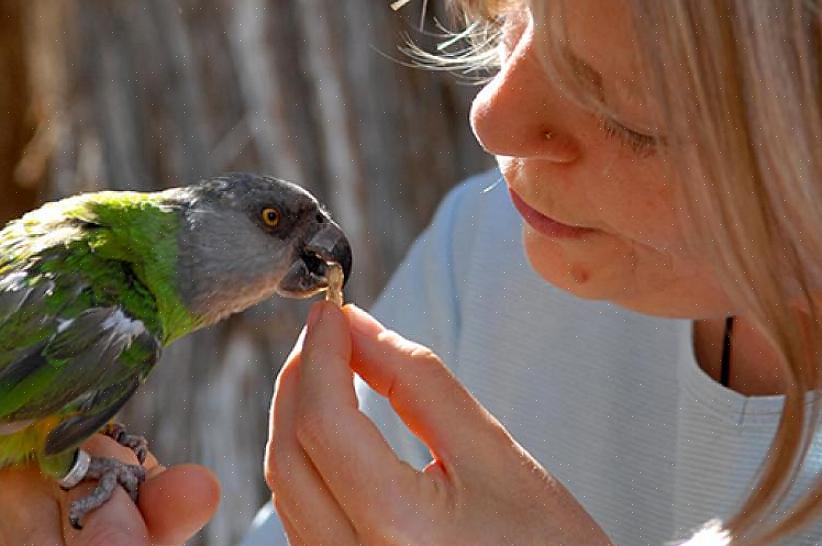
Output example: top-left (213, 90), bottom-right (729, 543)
top-left (599, 117), bottom-right (663, 157)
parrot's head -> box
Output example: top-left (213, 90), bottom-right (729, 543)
top-left (167, 172), bottom-right (352, 325)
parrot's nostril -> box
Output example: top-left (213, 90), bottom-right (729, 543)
top-left (315, 213), bottom-right (325, 223)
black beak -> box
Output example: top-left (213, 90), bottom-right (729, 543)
top-left (277, 220), bottom-right (353, 299)
top-left (302, 223), bottom-right (352, 288)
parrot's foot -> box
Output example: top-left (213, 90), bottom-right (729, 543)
top-left (67, 456), bottom-right (147, 530)
top-left (100, 422), bottom-right (149, 464)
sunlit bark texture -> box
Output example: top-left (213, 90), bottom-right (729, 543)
top-left (2, 1), bottom-right (493, 544)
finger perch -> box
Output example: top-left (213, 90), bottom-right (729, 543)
top-left (67, 455), bottom-right (147, 529)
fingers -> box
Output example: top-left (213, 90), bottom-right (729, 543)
top-left (275, 500), bottom-right (309, 546)
top-left (62, 487), bottom-right (150, 546)
top-left (265, 338), bottom-right (357, 546)
top-left (291, 301), bottom-right (420, 529)
top-left (0, 464), bottom-right (64, 546)
top-left (60, 437), bottom-right (151, 546)
top-left (138, 464), bottom-right (220, 546)
top-left (344, 304), bottom-right (510, 472)
top-left (0, 433), bottom-right (217, 546)
top-left (0, 434), bottom-right (155, 546)
top-left (59, 434), bottom-right (219, 546)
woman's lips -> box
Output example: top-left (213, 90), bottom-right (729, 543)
top-left (508, 189), bottom-right (596, 239)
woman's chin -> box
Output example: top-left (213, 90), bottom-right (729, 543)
top-left (525, 254), bottom-right (626, 306)
top-left (520, 226), bottom-right (733, 318)
top-left (522, 225), bottom-right (627, 301)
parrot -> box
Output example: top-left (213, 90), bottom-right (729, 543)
top-left (0, 172), bottom-right (352, 528)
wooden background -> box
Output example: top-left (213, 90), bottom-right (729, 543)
top-left (0, 1), bottom-right (494, 544)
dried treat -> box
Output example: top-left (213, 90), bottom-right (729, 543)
top-left (325, 262), bottom-right (344, 307)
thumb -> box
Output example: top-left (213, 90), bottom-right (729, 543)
top-left (344, 305), bottom-right (509, 471)
top-left (139, 464), bottom-right (220, 546)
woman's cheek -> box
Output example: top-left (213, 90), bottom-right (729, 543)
top-left (588, 152), bottom-right (686, 251)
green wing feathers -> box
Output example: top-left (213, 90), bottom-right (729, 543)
top-left (0, 208), bottom-right (163, 467)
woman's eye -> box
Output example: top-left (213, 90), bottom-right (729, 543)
top-left (599, 117), bottom-right (661, 157)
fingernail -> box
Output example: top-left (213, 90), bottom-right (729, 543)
top-left (307, 302), bottom-right (325, 329)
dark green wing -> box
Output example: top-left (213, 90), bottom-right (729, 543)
top-left (43, 376), bottom-right (141, 455)
top-left (0, 304), bottom-right (160, 420)
top-left (0, 225), bottom-right (162, 454)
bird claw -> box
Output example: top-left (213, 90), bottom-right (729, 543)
top-left (67, 456), bottom-right (147, 530)
top-left (100, 422), bottom-right (149, 464)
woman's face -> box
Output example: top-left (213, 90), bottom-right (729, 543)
top-left (470, 0), bottom-right (731, 318)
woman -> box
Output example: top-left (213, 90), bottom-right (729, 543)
top-left (2, 1), bottom-right (820, 545)
top-left (256, 1), bottom-right (822, 545)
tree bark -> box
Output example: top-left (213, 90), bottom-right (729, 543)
top-left (0, 0), bottom-right (40, 222)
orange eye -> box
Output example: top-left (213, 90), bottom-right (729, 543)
top-left (261, 207), bottom-right (281, 227)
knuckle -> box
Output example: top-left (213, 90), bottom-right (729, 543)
top-left (263, 451), bottom-right (278, 490)
top-left (294, 409), bottom-right (337, 450)
top-left (264, 465), bottom-right (279, 493)
top-left (263, 436), bottom-right (290, 489)
top-left (397, 349), bottom-right (450, 390)
top-left (359, 471), bottom-right (435, 543)
top-left (386, 330), bottom-right (441, 364)
top-left (363, 506), bottom-right (430, 545)
top-left (410, 348), bottom-right (444, 375)
top-left (407, 342), bottom-right (441, 364)
top-left (264, 447), bottom-right (287, 491)
top-left (401, 340), bottom-right (445, 375)
top-left (273, 360), bottom-right (299, 396)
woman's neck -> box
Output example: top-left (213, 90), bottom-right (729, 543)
top-left (692, 316), bottom-right (786, 396)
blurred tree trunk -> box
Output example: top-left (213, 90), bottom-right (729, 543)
top-left (6, 1), bottom-right (494, 544)
top-left (0, 1), bottom-right (40, 220)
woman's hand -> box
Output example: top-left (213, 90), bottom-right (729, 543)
top-left (0, 434), bottom-right (220, 546)
top-left (266, 301), bottom-right (614, 546)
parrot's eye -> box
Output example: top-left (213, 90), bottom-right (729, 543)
top-left (261, 207), bottom-right (281, 228)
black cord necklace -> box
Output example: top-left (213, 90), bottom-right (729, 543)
top-left (720, 316), bottom-right (734, 388)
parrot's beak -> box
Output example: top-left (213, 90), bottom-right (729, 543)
top-left (277, 221), bottom-right (352, 299)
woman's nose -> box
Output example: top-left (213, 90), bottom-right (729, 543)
top-left (469, 37), bottom-right (580, 163)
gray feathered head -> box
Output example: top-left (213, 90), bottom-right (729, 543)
top-left (166, 173), bottom-right (352, 325)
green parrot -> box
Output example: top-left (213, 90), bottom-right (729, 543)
top-left (0, 172), bottom-right (352, 527)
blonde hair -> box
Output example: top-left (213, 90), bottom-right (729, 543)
top-left (434, 0), bottom-right (822, 544)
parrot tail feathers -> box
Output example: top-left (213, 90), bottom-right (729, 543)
top-left (43, 378), bottom-right (139, 456)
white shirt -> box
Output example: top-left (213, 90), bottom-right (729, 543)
top-left (240, 169), bottom-right (822, 546)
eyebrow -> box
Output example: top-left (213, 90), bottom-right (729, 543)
top-left (565, 48), bottom-right (603, 94)
top-left (563, 46), bottom-right (646, 106)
